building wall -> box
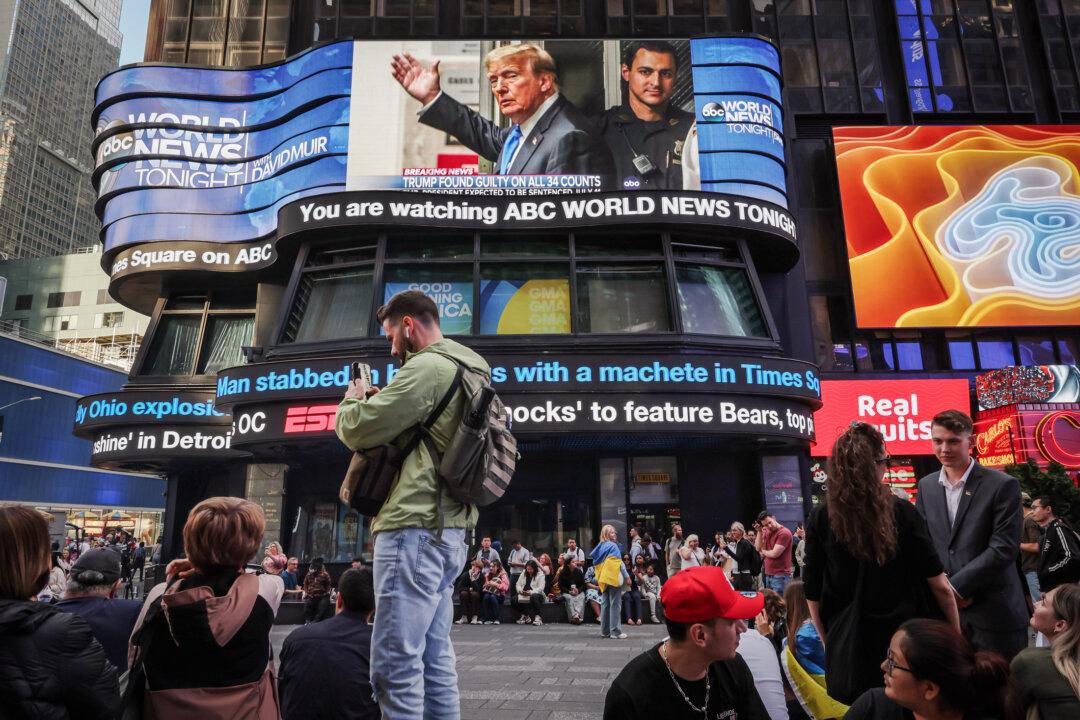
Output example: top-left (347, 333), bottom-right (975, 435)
top-left (0, 333), bottom-right (164, 509)
top-left (0, 0), bottom-right (120, 259)
top-left (0, 249), bottom-right (148, 369)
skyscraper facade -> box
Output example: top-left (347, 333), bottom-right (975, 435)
top-left (0, 0), bottom-right (121, 259)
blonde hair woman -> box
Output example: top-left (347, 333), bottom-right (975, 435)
top-left (591, 524), bottom-right (630, 640)
top-left (679, 534), bottom-right (706, 568)
top-left (1011, 582), bottom-right (1080, 719)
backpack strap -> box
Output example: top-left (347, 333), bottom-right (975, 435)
top-left (393, 362), bottom-right (463, 466)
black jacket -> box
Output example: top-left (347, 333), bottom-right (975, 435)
top-left (279, 610), bottom-right (378, 720)
top-left (1038, 518), bottom-right (1080, 592)
top-left (0, 598), bottom-right (119, 720)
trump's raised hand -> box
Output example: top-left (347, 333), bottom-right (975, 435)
top-left (391, 52), bottom-right (441, 106)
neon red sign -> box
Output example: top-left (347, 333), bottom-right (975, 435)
top-left (1035, 411), bottom-right (1080, 467)
top-left (283, 405), bottom-right (338, 434)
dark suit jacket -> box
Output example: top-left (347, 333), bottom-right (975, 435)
top-left (420, 92), bottom-right (615, 178)
top-left (916, 462), bottom-right (1027, 631)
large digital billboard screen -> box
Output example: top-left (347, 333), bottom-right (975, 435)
top-left (834, 125), bottom-right (1080, 329)
top-left (92, 37), bottom-right (786, 258)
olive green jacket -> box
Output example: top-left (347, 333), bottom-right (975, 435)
top-left (335, 338), bottom-right (486, 535)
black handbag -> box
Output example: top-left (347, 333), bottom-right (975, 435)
top-left (823, 561), bottom-right (875, 705)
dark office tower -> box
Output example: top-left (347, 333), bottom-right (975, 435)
top-left (0, 0), bottom-right (121, 259)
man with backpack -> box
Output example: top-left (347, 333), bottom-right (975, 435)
top-left (1031, 495), bottom-right (1080, 592)
top-left (335, 290), bottom-right (490, 720)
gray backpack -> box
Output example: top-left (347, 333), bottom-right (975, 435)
top-left (426, 352), bottom-right (518, 508)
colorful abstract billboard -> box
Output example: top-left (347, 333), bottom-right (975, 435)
top-left (834, 125), bottom-right (1080, 328)
top-left (93, 37), bottom-right (787, 259)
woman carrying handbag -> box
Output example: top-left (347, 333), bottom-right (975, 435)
top-left (802, 422), bottom-right (961, 704)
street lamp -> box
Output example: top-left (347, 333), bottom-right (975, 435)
top-left (0, 396), bottom-right (42, 412)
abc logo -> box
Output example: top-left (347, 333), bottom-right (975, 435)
top-left (622, 176), bottom-right (641, 189)
top-left (701, 102), bottom-right (725, 119)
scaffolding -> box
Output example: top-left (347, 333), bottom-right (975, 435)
top-left (0, 320), bottom-right (141, 371)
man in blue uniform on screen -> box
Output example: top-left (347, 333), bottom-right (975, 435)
top-left (390, 44), bottom-right (614, 181)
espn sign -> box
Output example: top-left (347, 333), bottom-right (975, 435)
top-left (283, 404), bottom-right (338, 434)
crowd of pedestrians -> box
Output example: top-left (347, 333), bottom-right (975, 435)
top-left (3, 287), bottom-right (1080, 720)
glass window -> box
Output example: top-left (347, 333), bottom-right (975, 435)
top-left (575, 234), bottom-right (661, 257)
top-left (288, 267), bottom-right (374, 343)
top-left (977, 339), bottom-right (1016, 368)
top-left (14, 294), bottom-right (31, 310)
top-left (576, 263), bottom-right (670, 333)
top-left (480, 235), bottom-right (567, 257)
top-left (197, 315), bottom-right (254, 374)
top-left (675, 264), bottom-right (767, 337)
top-left (949, 339), bottom-right (977, 369)
top-left (480, 264), bottom-right (570, 335)
top-left (671, 241), bottom-right (740, 263)
top-left (1018, 337), bottom-right (1056, 365)
top-left (1058, 338), bottom-right (1079, 364)
top-left (384, 266), bottom-right (474, 335)
top-left (629, 456), bottom-right (678, 504)
top-left (895, 341), bottom-right (924, 370)
top-left (143, 316), bottom-right (201, 376)
top-left (387, 236), bottom-right (472, 260)
top-left (878, 341), bottom-right (897, 371)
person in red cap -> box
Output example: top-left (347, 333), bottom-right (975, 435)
top-left (604, 565), bottom-right (770, 719)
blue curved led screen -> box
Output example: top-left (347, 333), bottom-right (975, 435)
top-left (98, 125), bottom-right (349, 203)
top-left (96, 97), bottom-right (350, 168)
top-left (95, 68), bottom-right (352, 136)
top-left (92, 36), bottom-right (788, 261)
top-left (96, 40), bottom-right (353, 108)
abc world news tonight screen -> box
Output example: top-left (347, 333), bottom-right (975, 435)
top-left (92, 36), bottom-right (787, 257)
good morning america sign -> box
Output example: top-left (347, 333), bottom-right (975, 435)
top-left (92, 35), bottom-right (788, 261)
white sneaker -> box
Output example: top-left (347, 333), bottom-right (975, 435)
top-left (533, 616), bottom-right (543, 626)
top-left (517, 615), bottom-right (529, 624)
top-left (455, 616), bottom-right (467, 625)
top-left (650, 616), bottom-right (660, 623)
top-left (470, 616), bottom-right (480, 625)
top-left (493, 619), bottom-right (500, 625)
top-left (482, 620), bottom-right (493, 625)
top-left (613, 633), bottom-right (628, 639)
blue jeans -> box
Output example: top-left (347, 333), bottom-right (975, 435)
top-left (765, 574), bottom-right (791, 596)
top-left (601, 586), bottom-right (623, 637)
top-left (372, 527), bottom-right (467, 720)
top-left (1025, 570), bottom-right (1041, 602)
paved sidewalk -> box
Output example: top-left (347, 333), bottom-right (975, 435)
top-left (272, 621), bottom-right (667, 719)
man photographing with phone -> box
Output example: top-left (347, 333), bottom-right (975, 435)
top-left (335, 290), bottom-right (491, 719)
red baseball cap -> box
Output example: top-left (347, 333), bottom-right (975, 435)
top-left (660, 566), bottom-right (764, 623)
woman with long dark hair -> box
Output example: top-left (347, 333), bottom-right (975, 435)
top-left (847, 618), bottom-right (1011, 720)
top-left (1012, 582), bottom-right (1080, 719)
top-left (803, 422), bottom-right (960, 703)
top-left (0, 506), bottom-right (119, 718)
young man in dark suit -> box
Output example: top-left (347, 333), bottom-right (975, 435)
top-left (915, 409), bottom-right (1028, 661)
top-left (391, 43), bottom-right (614, 179)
